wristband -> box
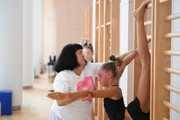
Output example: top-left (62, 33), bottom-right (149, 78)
top-left (134, 50), bottom-right (139, 58)
top-left (88, 94), bottom-right (92, 103)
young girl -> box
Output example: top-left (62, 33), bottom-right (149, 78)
top-left (81, 40), bottom-right (94, 62)
top-left (83, 43), bottom-right (94, 63)
top-left (48, 0), bottom-right (151, 120)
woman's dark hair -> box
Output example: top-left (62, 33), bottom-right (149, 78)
top-left (53, 43), bottom-right (83, 72)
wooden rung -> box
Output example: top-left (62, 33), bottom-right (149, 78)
top-left (147, 34), bottom-right (151, 40)
top-left (164, 84), bottom-right (180, 94)
top-left (144, 20), bottom-right (151, 26)
top-left (106, 21), bottom-right (111, 25)
top-left (101, 25), bottom-right (104, 28)
top-left (163, 117), bottom-right (169, 120)
top-left (96, 0), bottom-right (99, 4)
top-left (163, 101), bottom-right (180, 113)
top-left (165, 13), bottom-right (180, 21)
top-left (164, 50), bottom-right (180, 56)
top-left (149, 49), bottom-right (152, 54)
top-left (147, 3), bottom-right (152, 9)
top-left (159, 0), bottom-right (169, 4)
top-left (165, 32), bottom-right (180, 38)
top-left (164, 67), bottom-right (180, 75)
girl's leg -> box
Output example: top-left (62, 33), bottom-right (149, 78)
top-left (133, 0), bottom-right (151, 112)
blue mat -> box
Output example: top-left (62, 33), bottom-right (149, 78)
top-left (0, 90), bottom-right (12, 115)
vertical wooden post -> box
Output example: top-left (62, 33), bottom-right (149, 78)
top-left (150, 0), bottom-right (154, 119)
top-left (97, 0), bottom-right (104, 119)
top-left (88, 7), bottom-right (92, 43)
top-left (110, 0), bottom-right (120, 55)
top-left (151, 0), bottom-right (171, 119)
top-left (82, 7), bottom-right (92, 42)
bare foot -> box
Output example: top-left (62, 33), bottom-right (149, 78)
top-left (133, 0), bottom-right (151, 17)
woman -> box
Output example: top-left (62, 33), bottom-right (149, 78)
top-left (48, 0), bottom-right (151, 120)
top-left (48, 43), bottom-right (103, 120)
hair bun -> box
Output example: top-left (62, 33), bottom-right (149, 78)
top-left (109, 55), bottom-right (116, 61)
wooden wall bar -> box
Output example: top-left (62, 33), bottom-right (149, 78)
top-left (82, 0), bottom-right (180, 119)
top-left (151, 0), bottom-right (171, 119)
top-left (82, 7), bottom-right (92, 43)
top-left (95, 0), bottom-right (120, 119)
top-left (134, 0), bottom-right (180, 119)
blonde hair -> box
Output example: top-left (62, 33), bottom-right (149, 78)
top-left (100, 55), bottom-right (123, 80)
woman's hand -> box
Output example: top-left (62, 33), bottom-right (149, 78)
top-left (47, 92), bottom-right (68, 100)
top-left (81, 94), bottom-right (92, 103)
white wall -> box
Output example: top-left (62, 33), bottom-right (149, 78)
top-left (92, 0), bottom-right (96, 61)
top-left (33, 0), bottom-right (44, 77)
top-left (56, 0), bottom-right (92, 56)
top-left (23, 0), bottom-right (34, 87)
top-left (170, 0), bottom-right (180, 119)
top-left (0, 0), bottom-right (23, 109)
top-left (119, 0), bottom-right (134, 106)
top-left (44, 0), bottom-right (57, 65)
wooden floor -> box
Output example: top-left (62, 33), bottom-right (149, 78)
top-left (1, 73), bottom-right (54, 120)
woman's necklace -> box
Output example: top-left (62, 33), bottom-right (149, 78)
top-left (73, 69), bottom-right (81, 79)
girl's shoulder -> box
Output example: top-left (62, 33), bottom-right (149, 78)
top-left (108, 86), bottom-right (122, 100)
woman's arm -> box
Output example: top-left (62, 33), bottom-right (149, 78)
top-left (52, 72), bottom-right (80, 106)
top-left (47, 87), bottom-right (121, 100)
top-left (56, 98), bottom-right (79, 106)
